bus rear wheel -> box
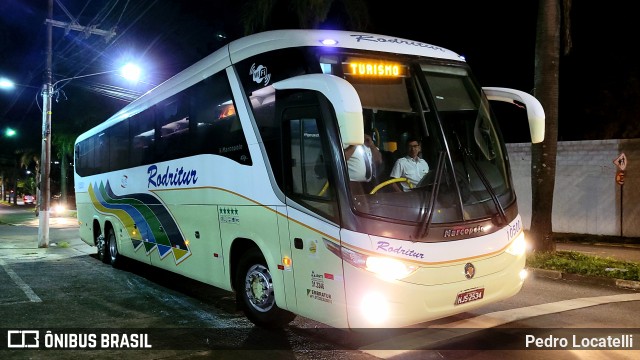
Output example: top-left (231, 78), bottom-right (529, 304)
top-left (107, 228), bottom-right (123, 268)
top-left (96, 233), bottom-right (108, 264)
top-left (235, 248), bottom-right (295, 328)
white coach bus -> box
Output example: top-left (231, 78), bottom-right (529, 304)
top-left (74, 29), bottom-right (544, 329)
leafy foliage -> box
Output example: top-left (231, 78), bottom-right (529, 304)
top-left (527, 251), bottom-right (640, 281)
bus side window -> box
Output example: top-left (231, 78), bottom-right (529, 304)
top-left (129, 111), bottom-right (155, 167)
top-left (190, 72), bottom-right (252, 165)
top-left (284, 114), bottom-right (337, 222)
top-left (156, 93), bottom-right (190, 162)
top-left (96, 132), bottom-right (109, 174)
top-left (108, 119), bottom-right (129, 172)
top-left (76, 137), bottom-right (94, 176)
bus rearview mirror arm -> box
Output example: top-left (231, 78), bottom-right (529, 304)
top-left (483, 87), bottom-right (545, 144)
top-left (273, 74), bottom-right (365, 145)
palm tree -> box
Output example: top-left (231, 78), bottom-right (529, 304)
top-left (529, 0), bottom-right (572, 252)
top-left (0, 162), bottom-right (12, 202)
top-left (240, 0), bottom-right (370, 35)
top-left (52, 133), bottom-right (75, 205)
top-left (19, 150), bottom-right (40, 196)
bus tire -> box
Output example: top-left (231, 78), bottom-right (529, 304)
top-left (96, 233), bottom-right (108, 264)
top-left (107, 227), bottom-right (123, 268)
top-left (236, 248), bottom-right (295, 328)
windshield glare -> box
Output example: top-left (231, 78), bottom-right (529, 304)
top-left (326, 57), bottom-right (513, 224)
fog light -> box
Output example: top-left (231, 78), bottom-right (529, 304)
top-left (519, 269), bottom-right (529, 281)
top-left (361, 292), bottom-right (389, 325)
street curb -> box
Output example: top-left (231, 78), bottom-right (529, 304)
top-left (560, 241), bottom-right (640, 250)
top-left (529, 268), bottom-right (640, 290)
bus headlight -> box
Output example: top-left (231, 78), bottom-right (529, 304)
top-left (366, 256), bottom-right (416, 280)
top-left (505, 232), bottom-right (527, 256)
top-left (342, 247), bottom-right (416, 280)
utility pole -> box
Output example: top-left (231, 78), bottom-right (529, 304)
top-left (38, 0), bottom-right (53, 248)
top-left (38, 0), bottom-right (116, 248)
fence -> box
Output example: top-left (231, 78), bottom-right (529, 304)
top-left (506, 139), bottom-right (640, 237)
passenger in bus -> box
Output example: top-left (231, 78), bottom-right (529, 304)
top-left (344, 132), bottom-right (382, 183)
top-left (389, 137), bottom-right (429, 191)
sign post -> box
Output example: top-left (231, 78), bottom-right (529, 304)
top-left (613, 153), bottom-right (627, 237)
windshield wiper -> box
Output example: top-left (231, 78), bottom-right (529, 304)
top-left (453, 132), bottom-right (507, 225)
top-left (415, 151), bottom-right (446, 239)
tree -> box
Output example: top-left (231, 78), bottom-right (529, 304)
top-left (529, 0), bottom-right (572, 252)
top-left (52, 132), bottom-right (75, 204)
top-left (240, 0), bottom-right (370, 35)
top-left (19, 150), bottom-right (40, 196)
top-left (0, 159), bottom-right (13, 202)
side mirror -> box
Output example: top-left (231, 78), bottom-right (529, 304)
top-left (483, 87), bottom-right (545, 143)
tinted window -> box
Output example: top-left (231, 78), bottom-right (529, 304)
top-left (75, 69), bottom-right (253, 176)
top-left (109, 119), bottom-right (129, 171)
top-left (156, 93), bottom-right (190, 162)
top-left (190, 72), bottom-right (252, 165)
top-left (129, 111), bottom-right (156, 167)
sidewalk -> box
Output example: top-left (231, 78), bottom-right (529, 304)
top-left (0, 213), bottom-right (95, 263)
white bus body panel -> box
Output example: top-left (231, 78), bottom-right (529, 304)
top-left (228, 29), bottom-right (463, 64)
top-left (340, 216), bottom-right (525, 328)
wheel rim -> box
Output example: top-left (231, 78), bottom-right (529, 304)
top-left (96, 234), bottom-right (105, 258)
top-left (109, 232), bottom-right (117, 262)
top-left (244, 264), bottom-right (275, 313)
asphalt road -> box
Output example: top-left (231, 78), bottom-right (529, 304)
top-left (1, 203), bottom-right (639, 359)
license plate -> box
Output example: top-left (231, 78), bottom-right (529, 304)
top-left (455, 288), bottom-right (485, 305)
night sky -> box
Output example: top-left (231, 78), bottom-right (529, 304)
top-left (1, 0), bottom-right (638, 158)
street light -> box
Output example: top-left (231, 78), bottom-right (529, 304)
top-left (38, 63), bottom-right (142, 248)
top-left (0, 78), bottom-right (42, 90)
top-left (4, 127), bottom-right (16, 137)
top-left (51, 63), bottom-right (142, 89)
top-left (0, 77), bottom-right (16, 90)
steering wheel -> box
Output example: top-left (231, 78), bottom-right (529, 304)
top-left (318, 181), bottom-right (330, 196)
top-left (369, 177), bottom-right (413, 194)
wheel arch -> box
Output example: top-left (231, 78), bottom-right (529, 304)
top-left (229, 237), bottom-right (261, 292)
top-left (92, 218), bottom-right (102, 246)
top-left (103, 220), bottom-right (116, 240)
top-left (228, 237), bottom-right (284, 294)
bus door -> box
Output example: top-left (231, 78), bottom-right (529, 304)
top-left (277, 90), bottom-right (349, 328)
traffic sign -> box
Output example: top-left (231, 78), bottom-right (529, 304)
top-left (613, 153), bottom-right (627, 171)
top-left (616, 170), bottom-right (625, 185)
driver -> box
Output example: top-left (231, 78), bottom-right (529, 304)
top-left (389, 137), bottom-right (429, 191)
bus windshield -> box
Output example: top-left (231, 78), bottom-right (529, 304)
top-left (319, 54), bottom-right (513, 224)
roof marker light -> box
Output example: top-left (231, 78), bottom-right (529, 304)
top-left (321, 38), bottom-right (338, 46)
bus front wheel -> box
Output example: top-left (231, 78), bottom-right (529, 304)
top-left (235, 248), bottom-right (295, 328)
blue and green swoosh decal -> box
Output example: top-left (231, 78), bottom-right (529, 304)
top-left (89, 181), bottom-right (191, 264)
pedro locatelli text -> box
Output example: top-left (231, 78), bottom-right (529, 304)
top-left (525, 334), bottom-right (634, 349)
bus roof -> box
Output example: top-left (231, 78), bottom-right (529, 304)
top-left (227, 29), bottom-right (463, 63)
top-left (76, 30), bottom-right (463, 144)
